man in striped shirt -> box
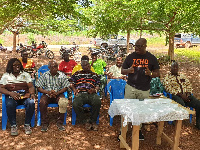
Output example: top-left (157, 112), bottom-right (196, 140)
top-left (70, 60), bottom-right (101, 131)
top-left (36, 61), bottom-right (70, 132)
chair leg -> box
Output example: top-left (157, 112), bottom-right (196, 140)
top-left (72, 107), bottom-right (76, 125)
top-left (2, 94), bottom-right (7, 130)
top-left (2, 106), bottom-right (8, 130)
top-left (37, 106), bottom-right (41, 126)
top-left (190, 107), bottom-right (193, 123)
top-left (110, 116), bottom-right (113, 126)
top-left (31, 111), bottom-right (35, 127)
top-left (96, 115), bottom-right (99, 124)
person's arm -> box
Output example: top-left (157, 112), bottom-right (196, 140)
top-left (145, 67), bottom-right (160, 78)
top-left (27, 82), bottom-right (35, 100)
top-left (121, 65), bottom-right (135, 75)
top-left (70, 84), bottom-right (78, 95)
top-left (0, 84), bottom-right (21, 100)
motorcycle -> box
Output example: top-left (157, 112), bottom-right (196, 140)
top-left (59, 44), bottom-right (80, 58)
top-left (27, 41), bottom-right (54, 59)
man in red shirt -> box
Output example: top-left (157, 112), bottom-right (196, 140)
top-left (59, 52), bottom-right (77, 77)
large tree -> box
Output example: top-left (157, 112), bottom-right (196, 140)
top-left (87, 0), bottom-right (200, 59)
top-left (0, 0), bottom-right (90, 51)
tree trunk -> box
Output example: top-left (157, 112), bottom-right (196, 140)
top-left (126, 30), bottom-right (130, 54)
top-left (13, 32), bottom-right (17, 52)
top-left (168, 32), bottom-right (175, 61)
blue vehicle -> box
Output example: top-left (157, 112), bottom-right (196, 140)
top-left (174, 33), bottom-right (200, 48)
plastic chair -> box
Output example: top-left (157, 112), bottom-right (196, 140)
top-left (163, 90), bottom-right (193, 124)
top-left (107, 79), bottom-right (126, 126)
top-left (71, 91), bottom-right (100, 125)
top-left (2, 94), bottom-right (35, 130)
top-left (37, 65), bottom-right (68, 126)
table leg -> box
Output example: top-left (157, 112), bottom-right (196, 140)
top-left (132, 125), bottom-right (140, 150)
top-left (156, 121), bottom-right (164, 145)
top-left (173, 120), bottom-right (182, 150)
top-left (120, 116), bottom-right (128, 148)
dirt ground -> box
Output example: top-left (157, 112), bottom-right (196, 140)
top-left (0, 43), bottom-right (200, 150)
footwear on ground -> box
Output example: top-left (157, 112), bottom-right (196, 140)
top-left (24, 124), bottom-right (32, 135)
top-left (11, 125), bottom-right (18, 136)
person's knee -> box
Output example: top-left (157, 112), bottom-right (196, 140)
top-left (5, 98), bottom-right (16, 108)
top-left (27, 99), bottom-right (35, 107)
top-left (58, 97), bottom-right (68, 113)
top-left (94, 95), bottom-right (101, 106)
top-left (40, 95), bottom-right (48, 105)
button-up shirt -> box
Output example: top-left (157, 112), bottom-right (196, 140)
top-left (36, 71), bottom-right (69, 92)
top-left (162, 73), bottom-right (192, 95)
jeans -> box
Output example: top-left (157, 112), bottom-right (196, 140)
top-left (72, 92), bottom-right (101, 123)
top-left (172, 94), bottom-right (200, 127)
top-left (5, 95), bottom-right (35, 126)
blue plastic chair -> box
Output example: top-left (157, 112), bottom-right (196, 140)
top-left (71, 91), bottom-right (100, 125)
top-left (2, 94), bottom-right (35, 130)
top-left (107, 79), bottom-right (126, 126)
top-left (163, 90), bottom-right (193, 124)
top-left (37, 65), bottom-right (68, 126)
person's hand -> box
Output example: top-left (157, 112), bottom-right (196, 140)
top-left (74, 89), bottom-right (79, 95)
top-left (145, 66), bottom-right (151, 76)
top-left (87, 88), bottom-right (96, 94)
top-left (120, 76), bottom-right (127, 80)
top-left (50, 90), bottom-right (57, 98)
top-left (128, 66), bottom-right (135, 74)
top-left (9, 92), bottom-right (21, 100)
top-left (30, 93), bottom-right (36, 100)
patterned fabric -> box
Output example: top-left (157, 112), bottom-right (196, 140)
top-left (108, 65), bottom-right (125, 78)
top-left (162, 73), bottom-right (192, 95)
top-left (18, 58), bottom-right (35, 69)
top-left (59, 60), bottom-right (77, 74)
top-left (70, 70), bottom-right (100, 91)
top-left (71, 64), bottom-right (95, 75)
top-left (90, 59), bottom-right (107, 75)
top-left (35, 71), bottom-right (69, 92)
top-left (0, 71), bottom-right (32, 85)
top-left (150, 77), bottom-right (164, 95)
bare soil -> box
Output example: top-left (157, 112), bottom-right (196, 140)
top-left (0, 37), bottom-right (200, 150)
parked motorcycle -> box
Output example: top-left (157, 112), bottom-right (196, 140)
top-left (27, 41), bottom-right (54, 59)
top-left (60, 43), bottom-right (80, 58)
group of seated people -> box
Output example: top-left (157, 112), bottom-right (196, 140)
top-left (0, 49), bottom-right (114, 136)
top-left (0, 41), bottom-right (199, 138)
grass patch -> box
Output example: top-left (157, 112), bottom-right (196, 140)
top-left (147, 36), bottom-right (166, 47)
top-left (175, 48), bottom-right (200, 63)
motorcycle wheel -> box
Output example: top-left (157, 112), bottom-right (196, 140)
top-left (46, 50), bottom-right (54, 59)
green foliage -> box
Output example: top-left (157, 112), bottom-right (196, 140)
top-left (0, 38), bottom-right (4, 44)
top-left (27, 33), bottom-right (35, 45)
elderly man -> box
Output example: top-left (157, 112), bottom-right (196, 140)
top-left (163, 61), bottom-right (200, 129)
top-left (121, 38), bottom-right (160, 140)
top-left (70, 60), bottom-right (101, 131)
top-left (36, 61), bottom-right (70, 132)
